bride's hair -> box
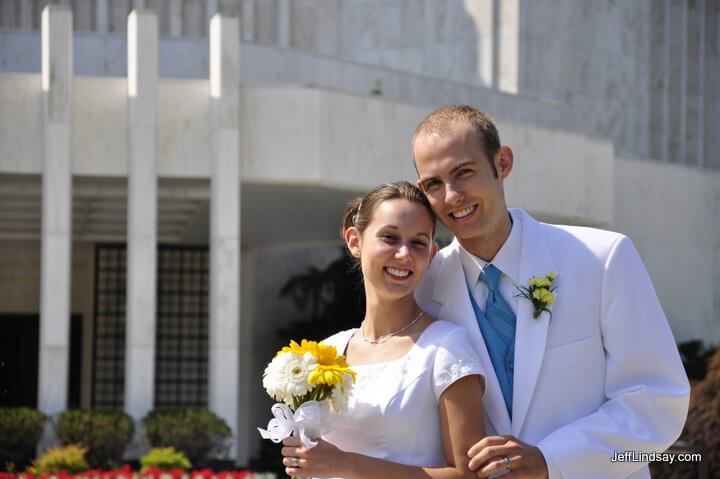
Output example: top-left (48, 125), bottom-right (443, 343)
top-left (340, 181), bottom-right (436, 240)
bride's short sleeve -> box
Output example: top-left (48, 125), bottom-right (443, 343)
top-left (432, 325), bottom-right (485, 401)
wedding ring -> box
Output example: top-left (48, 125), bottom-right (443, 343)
top-left (290, 457), bottom-right (299, 467)
top-left (503, 455), bottom-right (512, 471)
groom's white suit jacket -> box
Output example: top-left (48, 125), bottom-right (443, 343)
top-left (415, 209), bottom-right (690, 479)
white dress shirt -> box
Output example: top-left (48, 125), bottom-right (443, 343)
top-left (458, 209), bottom-right (523, 315)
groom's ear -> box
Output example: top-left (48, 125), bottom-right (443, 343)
top-left (344, 227), bottom-right (362, 258)
top-left (495, 145), bottom-right (514, 179)
top-left (430, 241), bottom-right (439, 261)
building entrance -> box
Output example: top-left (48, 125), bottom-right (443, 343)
top-left (0, 314), bottom-right (82, 408)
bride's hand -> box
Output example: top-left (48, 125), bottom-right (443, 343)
top-left (281, 436), bottom-right (350, 478)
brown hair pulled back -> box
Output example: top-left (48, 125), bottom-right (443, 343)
top-left (340, 181), bottom-right (436, 248)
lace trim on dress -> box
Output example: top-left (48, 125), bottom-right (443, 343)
top-left (436, 358), bottom-right (478, 390)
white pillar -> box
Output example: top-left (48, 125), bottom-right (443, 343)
top-left (209, 14), bottom-right (242, 463)
top-left (679, 0), bottom-right (688, 164)
top-left (698, 0), bottom-right (705, 167)
top-left (39, 4), bottom-right (73, 416)
top-left (125, 9), bottom-right (158, 421)
top-left (277, 0), bottom-right (290, 48)
top-left (169, 0), bottom-right (182, 37)
top-left (496, 0), bottom-right (520, 94)
top-left (96, 0), bottom-right (109, 33)
top-left (462, 0), bottom-right (494, 88)
top-left (19, 1), bottom-right (33, 30)
top-left (242, 0), bottom-right (255, 42)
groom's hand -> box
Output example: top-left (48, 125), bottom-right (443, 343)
top-left (468, 435), bottom-right (548, 478)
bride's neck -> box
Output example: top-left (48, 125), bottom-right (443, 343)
top-left (362, 290), bottom-right (419, 338)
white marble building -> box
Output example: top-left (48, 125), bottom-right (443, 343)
top-left (0, 0), bottom-right (718, 465)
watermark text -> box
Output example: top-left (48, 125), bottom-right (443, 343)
top-left (611, 451), bottom-right (702, 465)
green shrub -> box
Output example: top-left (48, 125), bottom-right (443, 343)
top-left (55, 409), bottom-right (134, 469)
top-left (30, 445), bottom-right (88, 474)
top-left (0, 407), bottom-right (46, 471)
top-left (140, 447), bottom-right (191, 472)
top-left (142, 408), bottom-right (231, 465)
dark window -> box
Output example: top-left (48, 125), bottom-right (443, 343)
top-left (91, 245), bottom-right (127, 408)
top-left (91, 244), bottom-right (209, 409)
top-left (155, 246), bottom-right (208, 407)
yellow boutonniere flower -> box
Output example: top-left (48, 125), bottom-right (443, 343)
top-left (516, 272), bottom-right (558, 319)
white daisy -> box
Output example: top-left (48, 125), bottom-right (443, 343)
top-left (262, 352), bottom-right (317, 401)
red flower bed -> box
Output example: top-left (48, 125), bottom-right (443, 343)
top-left (0, 468), bottom-right (256, 479)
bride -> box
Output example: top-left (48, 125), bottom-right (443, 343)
top-left (280, 181), bottom-right (487, 478)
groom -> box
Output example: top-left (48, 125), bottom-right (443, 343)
top-left (412, 105), bottom-right (690, 478)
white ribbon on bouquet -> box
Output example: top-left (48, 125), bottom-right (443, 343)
top-left (257, 400), bottom-right (331, 448)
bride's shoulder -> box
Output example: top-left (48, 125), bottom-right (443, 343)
top-left (423, 319), bottom-right (471, 345)
top-left (425, 318), bottom-right (465, 336)
top-left (320, 328), bottom-right (357, 351)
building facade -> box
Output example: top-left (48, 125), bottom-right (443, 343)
top-left (0, 0), bottom-right (719, 464)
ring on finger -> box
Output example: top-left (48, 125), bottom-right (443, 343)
top-left (290, 457), bottom-right (300, 467)
top-left (503, 455), bottom-right (512, 471)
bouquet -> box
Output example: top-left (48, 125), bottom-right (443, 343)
top-left (257, 339), bottom-right (356, 448)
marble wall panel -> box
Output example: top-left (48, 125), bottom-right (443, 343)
top-left (254, 0), bottom-right (278, 46)
top-left (182, 0), bottom-right (205, 38)
top-left (156, 79), bottom-right (210, 177)
top-left (0, 74), bottom-right (42, 173)
top-left (240, 86), bottom-right (320, 182)
top-left (686, 170), bottom-right (719, 249)
top-left (317, 90), bottom-right (418, 187)
top-left (71, 77), bottom-right (127, 176)
top-left (108, 0), bottom-right (129, 34)
top-left (290, 0), bottom-right (340, 57)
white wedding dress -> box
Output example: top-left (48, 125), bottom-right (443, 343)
top-left (320, 320), bottom-right (485, 477)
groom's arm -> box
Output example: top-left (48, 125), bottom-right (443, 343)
top-left (535, 235), bottom-right (691, 479)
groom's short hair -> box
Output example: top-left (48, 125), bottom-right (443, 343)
top-left (412, 104), bottom-right (501, 167)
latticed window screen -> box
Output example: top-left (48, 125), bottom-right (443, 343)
top-left (92, 245), bottom-right (127, 408)
top-left (155, 246), bottom-right (209, 407)
top-left (92, 244), bottom-right (209, 409)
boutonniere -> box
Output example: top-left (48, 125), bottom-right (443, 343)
top-left (515, 272), bottom-right (557, 319)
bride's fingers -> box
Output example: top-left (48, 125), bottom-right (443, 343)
top-left (281, 446), bottom-right (305, 457)
top-left (283, 456), bottom-right (306, 467)
top-left (284, 457), bottom-right (308, 478)
top-left (285, 466), bottom-right (305, 478)
top-left (283, 436), bottom-right (302, 447)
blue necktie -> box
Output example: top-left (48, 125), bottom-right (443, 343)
top-left (469, 264), bottom-right (516, 417)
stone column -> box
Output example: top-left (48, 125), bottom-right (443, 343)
top-left (242, 0), bottom-right (255, 42)
top-left (209, 14), bottom-right (242, 463)
top-left (277, 0), bottom-right (290, 48)
top-left (96, 0), bottom-right (109, 33)
top-left (462, 0), bottom-right (494, 87)
top-left (496, 0), bottom-right (520, 94)
top-left (38, 4), bottom-right (72, 417)
top-left (19, 1), bottom-right (33, 30)
top-left (169, 0), bottom-right (182, 37)
top-left (125, 9), bottom-right (158, 421)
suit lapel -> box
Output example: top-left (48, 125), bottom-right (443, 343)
top-left (433, 239), bottom-right (512, 435)
top-left (511, 209), bottom-right (557, 436)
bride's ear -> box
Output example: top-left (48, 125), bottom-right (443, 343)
top-left (430, 241), bottom-right (439, 261)
top-left (344, 227), bottom-right (362, 258)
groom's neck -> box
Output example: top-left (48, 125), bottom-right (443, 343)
top-left (458, 211), bottom-right (513, 262)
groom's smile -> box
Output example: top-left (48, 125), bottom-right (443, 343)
top-left (449, 204), bottom-right (478, 221)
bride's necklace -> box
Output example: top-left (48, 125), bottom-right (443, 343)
top-left (360, 309), bottom-right (424, 345)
